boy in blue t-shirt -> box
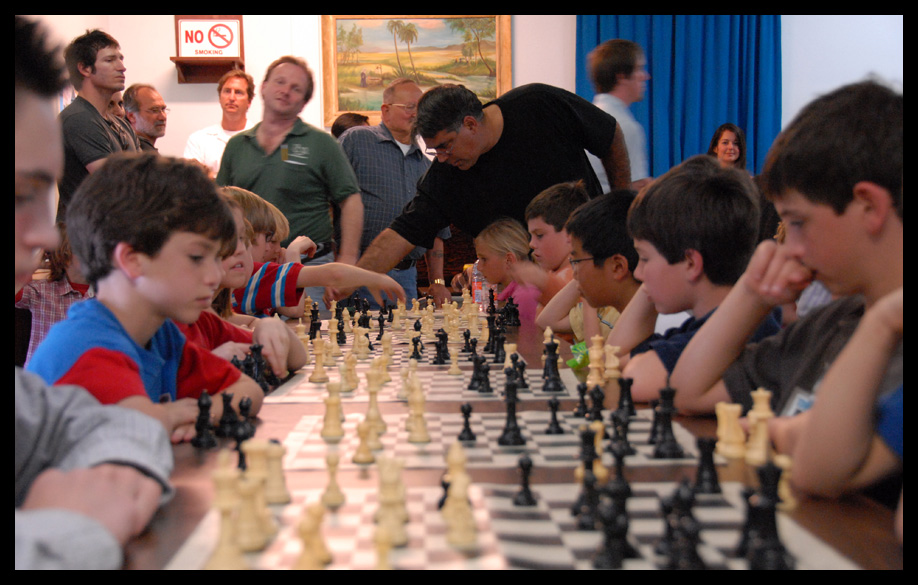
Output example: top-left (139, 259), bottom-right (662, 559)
top-left (29, 153), bottom-right (264, 443)
top-left (605, 155), bottom-right (779, 402)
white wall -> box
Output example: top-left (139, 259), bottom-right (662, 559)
top-left (34, 14), bottom-right (902, 159)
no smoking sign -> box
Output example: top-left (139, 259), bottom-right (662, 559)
top-left (179, 19), bottom-right (240, 57)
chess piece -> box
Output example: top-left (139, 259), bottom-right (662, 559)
top-left (545, 396), bottom-right (565, 434)
top-left (321, 391), bottom-right (344, 443)
top-left (352, 420), bottom-right (376, 464)
top-left (308, 337), bottom-right (329, 383)
top-left (443, 471), bottom-right (477, 549)
top-left (235, 475), bottom-right (268, 552)
top-left (497, 377), bottom-right (525, 446)
top-left (457, 402), bottom-right (477, 442)
top-left (745, 388), bottom-right (775, 466)
top-left (204, 450), bottom-right (249, 570)
top-left (652, 387), bottom-right (685, 459)
top-left (774, 454), bottom-right (798, 512)
top-left (447, 350), bottom-right (462, 375)
top-left (215, 392), bottom-right (237, 438)
top-left (321, 453), bottom-right (346, 510)
top-left (617, 377), bottom-right (636, 418)
top-left (573, 382), bottom-right (589, 417)
top-left (693, 437), bottom-right (722, 494)
top-left (512, 454), bottom-right (537, 506)
top-left (293, 504), bottom-right (328, 570)
top-left (746, 462), bottom-right (796, 570)
top-left (264, 439), bottom-right (291, 505)
top-left (191, 392), bottom-right (218, 449)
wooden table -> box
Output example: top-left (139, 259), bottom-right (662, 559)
top-left (124, 319), bottom-right (903, 570)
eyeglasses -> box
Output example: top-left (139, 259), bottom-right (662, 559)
top-left (424, 143), bottom-right (454, 157)
top-left (568, 256), bottom-right (595, 267)
top-left (387, 103), bottom-right (417, 113)
top-left (145, 106), bottom-right (170, 116)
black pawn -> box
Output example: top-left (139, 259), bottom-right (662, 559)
top-left (693, 437), bottom-right (722, 494)
top-left (652, 387), bottom-right (685, 459)
top-left (457, 403), bottom-right (477, 442)
top-left (512, 454), bottom-right (538, 506)
top-left (545, 396), bottom-right (565, 434)
top-left (191, 392), bottom-right (217, 449)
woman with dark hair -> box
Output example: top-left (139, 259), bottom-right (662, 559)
top-left (707, 123), bottom-right (747, 171)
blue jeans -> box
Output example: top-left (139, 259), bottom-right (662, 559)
top-left (355, 265), bottom-right (418, 311)
top-left (300, 251), bottom-right (335, 310)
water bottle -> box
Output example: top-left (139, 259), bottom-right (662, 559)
top-left (470, 260), bottom-right (495, 311)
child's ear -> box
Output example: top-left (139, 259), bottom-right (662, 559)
top-left (683, 249), bottom-right (705, 281)
top-left (112, 242), bottom-right (144, 279)
top-left (852, 181), bottom-right (896, 234)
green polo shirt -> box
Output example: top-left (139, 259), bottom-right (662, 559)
top-left (216, 118), bottom-right (359, 246)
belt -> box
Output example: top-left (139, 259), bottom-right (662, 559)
top-left (300, 241), bottom-right (334, 263)
top-left (394, 257), bottom-right (417, 271)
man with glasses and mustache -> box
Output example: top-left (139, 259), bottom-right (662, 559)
top-left (339, 78), bottom-right (451, 308)
top-left (350, 83), bottom-right (631, 285)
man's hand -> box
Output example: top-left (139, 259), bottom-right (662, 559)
top-left (22, 464), bottom-right (163, 546)
top-left (427, 282), bottom-right (451, 308)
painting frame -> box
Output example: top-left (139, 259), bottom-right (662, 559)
top-left (321, 15), bottom-right (511, 127)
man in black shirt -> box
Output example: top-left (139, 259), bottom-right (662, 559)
top-left (353, 83), bottom-right (631, 276)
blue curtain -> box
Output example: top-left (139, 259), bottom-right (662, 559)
top-left (576, 15), bottom-right (781, 176)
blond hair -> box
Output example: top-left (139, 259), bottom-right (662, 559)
top-left (474, 218), bottom-right (530, 261)
top-left (219, 186), bottom-right (289, 243)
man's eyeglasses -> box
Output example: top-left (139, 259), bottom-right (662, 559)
top-left (145, 106), bottom-right (170, 116)
top-left (568, 256), bottom-right (595, 267)
top-left (387, 103), bottom-right (417, 113)
top-left (425, 143), bottom-right (453, 157)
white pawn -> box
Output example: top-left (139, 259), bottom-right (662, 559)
top-left (204, 450), bottom-right (248, 570)
top-left (321, 393), bottom-right (344, 443)
top-left (263, 439), bottom-right (290, 505)
top-left (321, 453), bottom-right (346, 510)
top-left (353, 420), bottom-right (376, 465)
top-left (448, 350), bottom-right (462, 376)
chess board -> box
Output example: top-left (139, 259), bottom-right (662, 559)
top-left (267, 356), bottom-right (581, 404)
top-left (282, 408), bottom-right (718, 471)
top-left (165, 481), bottom-right (858, 570)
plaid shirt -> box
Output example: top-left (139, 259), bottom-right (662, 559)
top-left (339, 122), bottom-right (449, 259)
top-left (15, 278), bottom-right (93, 365)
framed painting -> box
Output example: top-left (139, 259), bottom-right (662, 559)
top-left (321, 15), bottom-right (511, 127)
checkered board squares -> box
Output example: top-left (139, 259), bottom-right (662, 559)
top-left (282, 408), bottom-right (715, 471)
top-left (165, 485), bottom-right (506, 570)
top-left (165, 481), bottom-right (858, 570)
top-left (266, 357), bottom-right (581, 404)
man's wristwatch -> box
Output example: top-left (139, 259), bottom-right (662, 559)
top-left (431, 278), bottom-right (446, 286)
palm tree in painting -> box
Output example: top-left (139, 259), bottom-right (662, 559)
top-left (386, 19), bottom-right (406, 76)
top-left (398, 22), bottom-right (420, 83)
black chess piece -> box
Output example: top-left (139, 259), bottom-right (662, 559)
top-left (746, 462), bottom-right (796, 570)
top-left (477, 361), bottom-right (493, 394)
top-left (497, 378), bottom-right (525, 446)
top-left (608, 409), bottom-right (637, 457)
top-left (336, 315), bottom-right (346, 345)
top-left (215, 392), bottom-right (237, 438)
top-left (235, 396), bottom-right (256, 441)
top-left (461, 329), bottom-right (472, 353)
top-left (541, 337), bottom-right (565, 392)
top-left (410, 336), bottom-right (423, 360)
top-left (652, 387), bottom-right (685, 459)
top-left (588, 385), bottom-right (605, 422)
top-left (574, 468), bottom-right (600, 531)
top-left (663, 480), bottom-right (706, 570)
top-left (617, 377), bottom-right (636, 418)
top-left (457, 403), bottom-right (477, 442)
top-left (572, 382), bottom-right (589, 417)
top-left (693, 437), bottom-right (722, 494)
top-left (514, 356), bottom-right (529, 390)
top-left (376, 312), bottom-right (386, 341)
top-left (466, 337), bottom-right (478, 361)
top-left (545, 396), bottom-right (565, 434)
top-left (512, 454), bottom-right (538, 506)
top-left (190, 392), bottom-right (217, 449)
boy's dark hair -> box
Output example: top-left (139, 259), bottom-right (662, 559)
top-left (588, 39), bottom-right (643, 94)
top-left (762, 80), bottom-right (902, 219)
top-left (628, 155), bottom-right (760, 286)
top-left (525, 180), bottom-right (590, 232)
top-left (706, 123), bottom-right (747, 170)
top-left (63, 29), bottom-right (119, 91)
top-left (15, 16), bottom-right (67, 98)
top-left (414, 84), bottom-right (483, 141)
top-left (565, 190), bottom-right (639, 272)
top-left (66, 153), bottom-right (237, 287)
top-left (331, 112), bottom-right (369, 138)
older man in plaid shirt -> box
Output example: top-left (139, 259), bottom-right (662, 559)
top-left (339, 78), bottom-right (451, 308)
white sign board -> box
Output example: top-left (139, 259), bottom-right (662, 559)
top-left (178, 19), bottom-right (240, 58)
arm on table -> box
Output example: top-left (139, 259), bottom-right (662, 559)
top-left (669, 240), bottom-right (812, 414)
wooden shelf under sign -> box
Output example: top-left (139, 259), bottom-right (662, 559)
top-left (170, 57), bottom-right (245, 84)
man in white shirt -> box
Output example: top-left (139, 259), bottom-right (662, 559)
top-left (587, 39), bottom-right (652, 191)
top-left (184, 69), bottom-right (254, 178)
